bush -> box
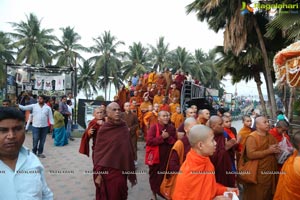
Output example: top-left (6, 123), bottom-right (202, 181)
top-left (95, 95), bottom-right (105, 101)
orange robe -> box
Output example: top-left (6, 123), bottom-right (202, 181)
top-left (129, 96), bottom-right (142, 106)
top-left (237, 126), bottom-right (252, 152)
top-left (118, 89), bottom-right (129, 110)
top-left (169, 103), bottom-right (180, 114)
top-left (153, 95), bottom-right (164, 105)
top-left (172, 149), bottom-right (227, 200)
top-left (139, 101), bottom-right (152, 138)
top-left (273, 150), bottom-right (300, 200)
top-left (171, 113), bottom-right (184, 129)
top-left (155, 76), bottom-right (166, 91)
top-left (169, 89), bottom-right (180, 103)
top-left (243, 132), bottom-right (278, 200)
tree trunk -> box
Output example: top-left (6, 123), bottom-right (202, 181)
top-left (283, 84), bottom-right (288, 114)
top-left (253, 16), bottom-right (277, 119)
top-left (288, 87), bottom-right (295, 123)
top-left (256, 82), bottom-right (267, 115)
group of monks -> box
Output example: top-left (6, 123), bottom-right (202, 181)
top-left (78, 69), bottom-right (300, 200)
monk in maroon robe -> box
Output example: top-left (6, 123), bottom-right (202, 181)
top-left (93, 102), bottom-right (137, 200)
top-left (209, 116), bottom-right (236, 187)
top-left (146, 110), bottom-right (177, 200)
top-left (79, 107), bottom-right (105, 160)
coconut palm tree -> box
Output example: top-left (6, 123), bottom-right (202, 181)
top-left (0, 32), bottom-right (15, 89)
top-left (9, 13), bottom-right (56, 65)
top-left (186, 0), bottom-right (279, 118)
top-left (167, 46), bottom-right (193, 73)
top-left (77, 60), bottom-right (98, 99)
top-left (190, 49), bottom-right (212, 85)
top-left (53, 26), bottom-right (89, 67)
top-left (89, 31), bottom-right (124, 100)
top-left (122, 42), bottom-right (152, 78)
top-left (148, 36), bottom-right (170, 72)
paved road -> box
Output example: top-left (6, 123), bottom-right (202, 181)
top-left (23, 120), bottom-right (243, 200)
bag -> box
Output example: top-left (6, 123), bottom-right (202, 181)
top-left (145, 124), bottom-right (160, 165)
top-left (160, 140), bottom-right (184, 199)
top-left (277, 135), bottom-right (293, 164)
top-left (237, 132), bottom-right (259, 184)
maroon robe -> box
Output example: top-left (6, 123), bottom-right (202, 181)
top-left (168, 135), bottom-right (191, 172)
top-left (94, 120), bottom-right (136, 200)
top-left (146, 123), bottom-right (177, 196)
top-left (79, 118), bottom-right (102, 158)
top-left (210, 133), bottom-right (235, 187)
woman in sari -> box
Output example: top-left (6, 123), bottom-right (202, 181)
top-left (53, 104), bottom-right (68, 146)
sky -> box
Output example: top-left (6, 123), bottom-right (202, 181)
top-left (0, 0), bottom-right (267, 98)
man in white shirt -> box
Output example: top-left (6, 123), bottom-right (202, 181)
top-left (0, 107), bottom-right (53, 199)
top-left (18, 95), bottom-right (54, 158)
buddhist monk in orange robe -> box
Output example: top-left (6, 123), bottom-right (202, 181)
top-left (143, 103), bottom-right (159, 131)
top-left (153, 90), bottom-right (164, 105)
top-left (237, 115), bottom-right (252, 153)
top-left (171, 106), bottom-right (184, 130)
top-left (139, 96), bottom-right (152, 139)
top-left (117, 85), bottom-right (129, 111)
top-left (168, 83), bottom-right (180, 103)
top-left (129, 91), bottom-right (142, 106)
top-left (155, 72), bottom-right (166, 92)
top-left (169, 97), bottom-right (180, 114)
top-left (173, 125), bottom-right (238, 200)
top-left (242, 116), bottom-right (280, 200)
top-left (197, 109), bottom-right (210, 125)
top-left (273, 132), bottom-right (300, 200)
top-left (163, 68), bottom-right (172, 95)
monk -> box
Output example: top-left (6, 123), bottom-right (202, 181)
top-left (79, 107), bottom-right (105, 159)
top-left (197, 109), bottom-right (210, 125)
top-left (143, 103), bottom-right (159, 131)
top-left (163, 68), bottom-right (172, 95)
top-left (209, 116), bottom-right (236, 187)
top-left (168, 117), bottom-right (197, 172)
top-left (159, 97), bottom-right (171, 113)
top-left (122, 102), bottom-right (139, 165)
top-left (168, 83), bottom-right (180, 103)
top-left (153, 90), bottom-right (164, 105)
top-left (172, 125), bottom-right (238, 200)
top-left (171, 106), bottom-right (185, 130)
top-left (237, 115), bottom-right (252, 153)
top-left (169, 97), bottom-right (180, 114)
top-left (177, 108), bottom-right (196, 139)
top-left (148, 83), bottom-right (158, 103)
top-left (146, 111), bottom-right (177, 200)
top-left (155, 72), bottom-right (166, 92)
top-left (117, 85), bottom-right (129, 111)
top-left (242, 116), bottom-right (280, 200)
top-left (273, 131), bottom-right (300, 200)
top-left (93, 102), bottom-right (137, 200)
top-left (129, 91), bottom-right (142, 106)
top-left (139, 96), bottom-right (152, 140)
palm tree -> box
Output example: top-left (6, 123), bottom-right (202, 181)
top-left (89, 31), bottom-right (124, 100)
top-left (53, 26), bottom-right (89, 67)
top-left (77, 60), bottom-right (98, 99)
top-left (122, 42), bottom-right (152, 78)
top-left (148, 37), bottom-right (170, 72)
top-left (9, 13), bottom-right (56, 65)
top-left (190, 49), bottom-right (212, 85)
top-left (0, 32), bottom-right (15, 89)
top-left (167, 46), bottom-right (193, 73)
top-left (186, 0), bottom-right (279, 118)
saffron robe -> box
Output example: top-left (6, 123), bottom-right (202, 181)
top-left (172, 149), bottom-right (227, 200)
top-left (168, 135), bottom-right (191, 172)
top-left (210, 133), bottom-right (235, 187)
top-left (146, 123), bottom-right (177, 195)
top-left (93, 121), bottom-right (136, 200)
top-left (242, 131), bottom-right (278, 200)
top-left (153, 94), bottom-right (164, 105)
top-left (169, 103), bottom-right (180, 114)
top-left (273, 150), bottom-right (300, 200)
top-left (171, 113), bottom-right (184, 129)
top-left (237, 125), bottom-right (252, 152)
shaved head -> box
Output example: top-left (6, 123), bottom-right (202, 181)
top-left (184, 117), bottom-right (197, 136)
top-left (188, 125), bottom-right (212, 147)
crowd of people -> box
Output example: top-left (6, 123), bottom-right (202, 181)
top-left (1, 68), bottom-right (300, 200)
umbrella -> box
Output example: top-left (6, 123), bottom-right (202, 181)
top-left (273, 41), bottom-right (300, 87)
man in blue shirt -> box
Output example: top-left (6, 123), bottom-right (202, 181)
top-left (0, 107), bottom-right (53, 199)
